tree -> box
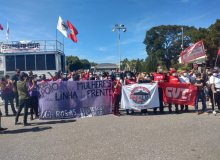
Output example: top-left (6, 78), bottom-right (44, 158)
top-left (66, 56), bottom-right (83, 71)
top-left (90, 62), bottom-right (98, 66)
top-left (143, 25), bottom-right (197, 70)
top-left (80, 59), bottom-right (91, 69)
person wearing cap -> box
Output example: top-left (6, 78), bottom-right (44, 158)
top-left (209, 69), bottom-right (220, 114)
top-left (167, 69), bottom-right (181, 114)
top-left (151, 66), bottom-right (166, 114)
top-left (191, 73), bottom-right (209, 115)
top-left (179, 70), bottom-right (190, 112)
top-left (113, 75), bottom-right (122, 117)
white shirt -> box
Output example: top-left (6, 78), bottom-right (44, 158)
top-left (210, 75), bottom-right (220, 89)
top-left (179, 76), bottom-right (190, 83)
top-left (68, 78), bottom-right (74, 81)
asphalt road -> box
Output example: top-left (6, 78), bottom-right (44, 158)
top-left (0, 101), bottom-right (220, 160)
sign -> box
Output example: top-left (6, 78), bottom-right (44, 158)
top-left (1, 41), bottom-right (40, 53)
top-left (162, 83), bottom-right (197, 106)
top-left (38, 80), bottom-right (112, 119)
top-left (180, 40), bottom-right (205, 64)
top-left (121, 83), bottom-right (159, 110)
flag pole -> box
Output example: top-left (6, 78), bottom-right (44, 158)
top-left (56, 29), bottom-right (57, 52)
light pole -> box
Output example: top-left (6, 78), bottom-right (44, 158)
top-left (112, 24), bottom-right (126, 72)
top-left (181, 27), bottom-right (184, 51)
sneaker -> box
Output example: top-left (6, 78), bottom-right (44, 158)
top-left (203, 112), bottom-right (209, 115)
top-left (209, 103), bottom-right (212, 106)
top-left (0, 128), bottom-right (7, 132)
top-left (23, 123), bottom-right (31, 126)
top-left (14, 120), bottom-right (18, 125)
top-left (142, 113), bottom-right (145, 115)
top-left (169, 110), bottom-right (172, 114)
top-left (195, 111), bottom-right (199, 115)
top-left (160, 111), bottom-right (166, 114)
top-left (175, 111), bottom-right (180, 114)
top-left (185, 109), bottom-right (189, 113)
top-left (30, 116), bottom-right (34, 120)
top-left (213, 110), bottom-right (217, 115)
top-left (145, 112), bottom-right (149, 115)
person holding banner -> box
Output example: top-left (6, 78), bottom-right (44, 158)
top-left (191, 73), bottom-right (209, 115)
top-left (167, 69), bottom-right (181, 114)
top-left (210, 70), bottom-right (220, 113)
top-left (137, 73), bottom-right (151, 115)
top-left (179, 70), bottom-right (190, 112)
top-left (124, 72), bottom-right (136, 115)
top-left (15, 72), bottom-right (33, 126)
top-left (152, 66), bottom-right (166, 114)
top-left (113, 75), bottom-right (122, 117)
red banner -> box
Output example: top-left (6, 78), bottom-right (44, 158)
top-left (162, 83), bottom-right (197, 106)
top-left (180, 40), bottom-right (205, 64)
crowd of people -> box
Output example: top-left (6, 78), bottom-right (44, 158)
top-left (0, 64), bottom-right (220, 131)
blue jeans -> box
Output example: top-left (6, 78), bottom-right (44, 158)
top-left (3, 92), bottom-right (16, 114)
top-left (195, 92), bottom-right (207, 112)
top-left (168, 104), bottom-right (179, 111)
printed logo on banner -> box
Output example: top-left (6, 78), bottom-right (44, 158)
top-left (61, 21), bottom-right (69, 31)
top-left (129, 86), bottom-right (151, 104)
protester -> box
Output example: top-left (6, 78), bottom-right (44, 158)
top-left (113, 75), bottom-right (122, 117)
top-left (191, 73), bottom-right (209, 115)
top-left (1, 75), bottom-right (17, 116)
top-left (124, 72), bottom-right (136, 115)
top-left (167, 69), bottom-right (181, 114)
top-left (11, 68), bottom-right (20, 108)
top-left (28, 76), bottom-right (39, 120)
top-left (15, 72), bottom-right (33, 126)
top-left (0, 109), bottom-right (7, 132)
top-left (87, 72), bottom-right (95, 80)
top-left (209, 69), bottom-right (220, 114)
top-left (179, 70), bottom-right (190, 112)
top-left (41, 72), bottom-right (53, 82)
top-left (137, 73), bottom-right (151, 115)
top-left (151, 66), bottom-right (166, 114)
top-left (28, 70), bottom-right (33, 77)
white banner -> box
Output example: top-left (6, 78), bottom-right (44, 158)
top-left (121, 83), bottom-right (159, 110)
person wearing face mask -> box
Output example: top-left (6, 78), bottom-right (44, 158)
top-left (191, 73), bottom-right (209, 115)
top-left (86, 72), bottom-right (95, 80)
top-left (152, 66), bottom-right (166, 114)
top-left (209, 70), bottom-right (220, 114)
top-left (15, 72), bottom-right (34, 126)
top-left (11, 69), bottom-right (20, 108)
top-left (28, 76), bottom-right (39, 120)
top-left (179, 70), bottom-right (190, 112)
top-left (41, 72), bottom-right (53, 82)
top-left (112, 75), bottom-right (122, 117)
top-left (124, 73), bottom-right (136, 115)
top-left (167, 69), bottom-right (181, 114)
top-left (1, 75), bottom-right (17, 116)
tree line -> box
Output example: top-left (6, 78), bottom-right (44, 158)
top-left (122, 19), bottom-right (220, 72)
top-left (66, 55), bottom-right (97, 71)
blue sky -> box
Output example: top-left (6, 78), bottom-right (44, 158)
top-left (0, 0), bottom-right (220, 63)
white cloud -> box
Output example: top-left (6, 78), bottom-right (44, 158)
top-left (97, 47), bottom-right (107, 52)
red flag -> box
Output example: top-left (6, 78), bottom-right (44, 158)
top-left (218, 48), bottom-right (220, 55)
top-left (66, 20), bottom-right (78, 43)
top-left (0, 24), bottom-right (3, 30)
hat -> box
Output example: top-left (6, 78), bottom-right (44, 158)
top-left (170, 69), bottom-right (176, 74)
top-left (212, 70), bottom-right (218, 73)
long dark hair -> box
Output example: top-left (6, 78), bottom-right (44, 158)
top-left (19, 72), bottom-right (28, 81)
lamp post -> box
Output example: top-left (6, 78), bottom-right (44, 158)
top-left (112, 24), bottom-right (126, 72)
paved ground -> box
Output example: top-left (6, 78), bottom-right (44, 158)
top-left (0, 101), bottom-right (220, 160)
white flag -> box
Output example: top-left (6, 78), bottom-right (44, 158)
top-left (6, 22), bottom-right (9, 40)
top-left (57, 16), bottom-right (71, 37)
top-left (121, 83), bottom-right (159, 110)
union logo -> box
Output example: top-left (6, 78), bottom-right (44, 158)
top-left (61, 21), bottom-right (68, 31)
top-left (129, 86), bottom-right (151, 104)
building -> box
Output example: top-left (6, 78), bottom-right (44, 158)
top-left (0, 40), bottom-right (65, 77)
top-left (93, 63), bottom-right (118, 72)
